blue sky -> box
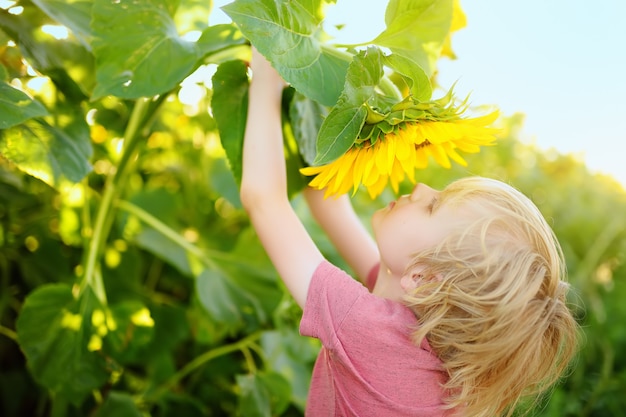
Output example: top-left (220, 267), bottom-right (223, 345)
top-left (214, 0), bottom-right (626, 187)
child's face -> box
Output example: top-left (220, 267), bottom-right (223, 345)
top-left (372, 183), bottom-right (473, 276)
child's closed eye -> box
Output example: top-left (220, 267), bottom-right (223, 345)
top-left (428, 197), bottom-right (438, 213)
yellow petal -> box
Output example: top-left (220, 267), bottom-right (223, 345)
top-left (428, 143), bottom-right (451, 169)
top-left (352, 147), bottom-right (368, 193)
top-left (442, 142), bottom-right (468, 167)
top-left (415, 148), bottom-right (429, 169)
top-left (367, 174), bottom-right (388, 199)
top-left (375, 139), bottom-right (390, 176)
top-left (300, 165), bottom-right (324, 176)
top-left (334, 148), bottom-right (358, 189)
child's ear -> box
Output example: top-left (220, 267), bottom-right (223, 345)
top-left (405, 267), bottom-right (443, 286)
top-left (400, 267), bottom-right (428, 292)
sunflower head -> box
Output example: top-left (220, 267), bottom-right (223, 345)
top-left (301, 95), bottom-right (500, 199)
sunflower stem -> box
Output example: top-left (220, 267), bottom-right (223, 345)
top-left (80, 95), bottom-right (167, 303)
top-left (378, 75), bottom-right (403, 101)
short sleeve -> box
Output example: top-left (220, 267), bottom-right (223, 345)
top-left (299, 260), bottom-right (370, 346)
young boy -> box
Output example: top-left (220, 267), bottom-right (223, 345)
top-left (239, 48), bottom-right (579, 417)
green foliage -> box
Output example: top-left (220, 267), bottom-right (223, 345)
top-left (0, 80), bottom-right (49, 128)
top-left (373, 0), bottom-right (453, 77)
top-left (313, 47), bottom-right (382, 165)
top-left (212, 59), bottom-right (249, 185)
top-left (0, 1), bottom-right (625, 417)
top-left (222, 0), bottom-right (350, 107)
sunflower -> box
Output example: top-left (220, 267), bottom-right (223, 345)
top-left (300, 110), bottom-right (499, 199)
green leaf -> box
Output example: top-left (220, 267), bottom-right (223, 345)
top-left (135, 227), bottom-right (194, 277)
top-left (207, 155), bottom-right (242, 208)
top-left (138, 304), bottom-right (190, 360)
top-left (236, 372), bottom-right (291, 417)
top-left (289, 90), bottom-right (328, 166)
top-left (282, 88), bottom-right (309, 197)
top-left (313, 47), bottom-right (384, 165)
top-left (372, 0), bottom-right (453, 77)
top-left (257, 372), bottom-right (292, 415)
top-left (122, 188), bottom-right (199, 277)
top-left (236, 374), bottom-right (271, 417)
top-left (31, 0), bottom-right (93, 49)
top-left (0, 4), bottom-right (92, 102)
top-left (104, 301), bottom-right (155, 364)
top-left (384, 53), bottom-right (432, 102)
top-left (196, 266), bottom-right (259, 328)
top-left (94, 391), bottom-right (142, 417)
top-left (313, 105), bottom-right (366, 165)
top-left (212, 59), bottom-right (248, 185)
top-left (261, 330), bottom-right (318, 410)
top-left (91, 0), bottom-right (197, 99)
top-left (0, 82), bottom-right (49, 129)
top-left (196, 23), bottom-right (247, 58)
top-left (0, 118), bottom-right (93, 187)
top-left (15, 284), bottom-right (109, 404)
top-left (223, 0), bottom-right (350, 106)
top-left (218, 228), bottom-right (282, 324)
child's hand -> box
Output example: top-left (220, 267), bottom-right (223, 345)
top-left (249, 47), bottom-right (287, 94)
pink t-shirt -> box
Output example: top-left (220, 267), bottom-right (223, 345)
top-left (300, 260), bottom-right (450, 416)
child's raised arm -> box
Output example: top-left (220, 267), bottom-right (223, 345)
top-left (303, 187), bottom-right (379, 284)
top-left (240, 49), bottom-right (324, 308)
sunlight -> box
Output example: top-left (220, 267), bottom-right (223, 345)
top-left (60, 311), bottom-right (82, 331)
top-left (7, 5), bottom-right (22, 15)
top-left (0, 0), bottom-right (16, 10)
top-left (182, 30), bottom-right (202, 42)
top-left (26, 76), bottom-right (48, 92)
top-left (41, 24), bottom-right (69, 40)
top-left (131, 308), bottom-right (155, 327)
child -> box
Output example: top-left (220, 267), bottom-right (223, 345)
top-left (239, 48), bottom-right (579, 417)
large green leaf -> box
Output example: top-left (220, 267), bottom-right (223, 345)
top-left (223, 0), bottom-right (349, 106)
top-left (371, 0), bottom-right (453, 77)
top-left (15, 284), bottom-right (109, 404)
top-left (0, 81), bottom-right (48, 129)
top-left (31, 0), bottom-right (93, 49)
top-left (0, 6), bottom-right (91, 102)
top-left (91, 0), bottom-right (244, 100)
top-left (0, 118), bottom-right (93, 187)
top-left (91, 0), bottom-right (196, 99)
top-left (212, 59), bottom-right (248, 185)
top-left (289, 91), bottom-right (327, 166)
top-left (313, 47), bottom-right (384, 165)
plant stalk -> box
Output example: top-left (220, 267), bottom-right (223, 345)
top-left (145, 331), bottom-right (263, 401)
top-left (80, 96), bottom-right (166, 303)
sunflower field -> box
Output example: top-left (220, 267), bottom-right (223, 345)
top-left (1, 0), bottom-right (625, 416)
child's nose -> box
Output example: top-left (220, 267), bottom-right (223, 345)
top-left (409, 183), bottom-right (438, 201)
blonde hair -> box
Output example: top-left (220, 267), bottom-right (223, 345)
top-left (403, 177), bottom-right (580, 417)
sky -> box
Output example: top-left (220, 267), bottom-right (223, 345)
top-left (213, 0), bottom-right (626, 187)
